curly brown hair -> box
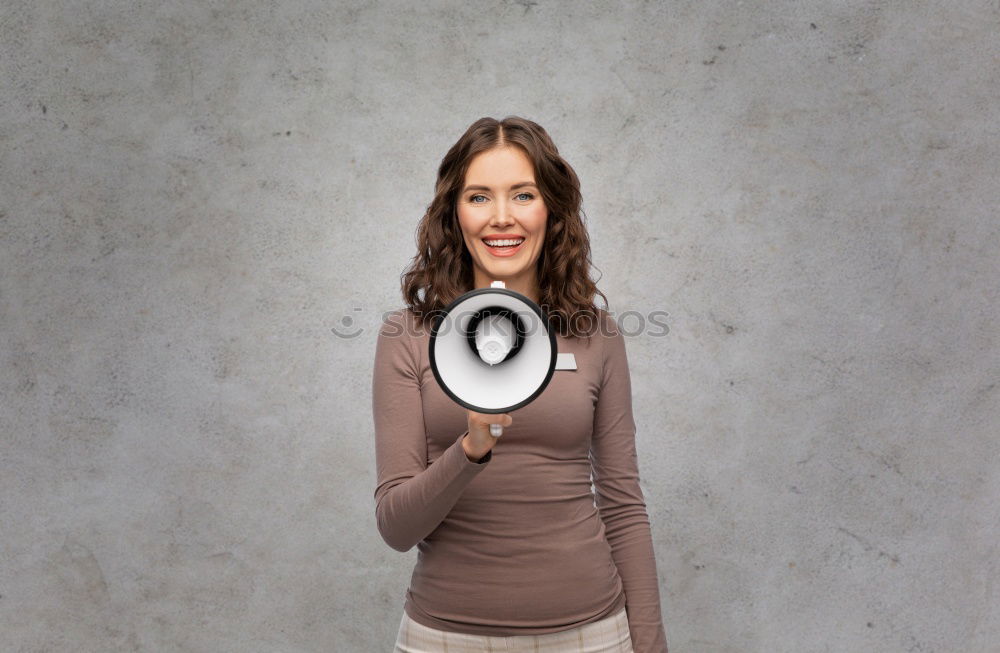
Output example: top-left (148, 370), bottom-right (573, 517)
top-left (400, 116), bottom-right (609, 339)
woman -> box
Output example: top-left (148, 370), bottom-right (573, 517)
top-left (372, 116), bottom-right (669, 652)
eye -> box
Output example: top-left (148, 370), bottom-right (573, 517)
top-left (469, 194), bottom-right (487, 203)
top-left (516, 192), bottom-right (534, 201)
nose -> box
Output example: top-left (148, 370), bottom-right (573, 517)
top-left (489, 198), bottom-right (515, 228)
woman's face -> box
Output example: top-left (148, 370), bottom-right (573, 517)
top-left (456, 146), bottom-right (548, 301)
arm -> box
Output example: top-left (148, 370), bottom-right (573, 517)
top-left (590, 319), bottom-right (669, 653)
top-left (372, 311), bottom-right (491, 552)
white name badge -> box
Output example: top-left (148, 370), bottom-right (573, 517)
top-left (555, 353), bottom-right (577, 370)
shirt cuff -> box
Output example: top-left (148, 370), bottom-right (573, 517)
top-left (455, 430), bottom-right (492, 465)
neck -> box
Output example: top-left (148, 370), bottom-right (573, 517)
top-left (473, 275), bottom-right (539, 305)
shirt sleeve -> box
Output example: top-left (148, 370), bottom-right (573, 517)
top-left (590, 317), bottom-right (669, 653)
top-left (372, 310), bottom-right (492, 553)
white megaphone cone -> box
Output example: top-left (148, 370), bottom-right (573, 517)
top-left (428, 280), bottom-right (557, 439)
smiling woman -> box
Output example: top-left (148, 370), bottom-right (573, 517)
top-left (456, 146), bottom-right (548, 304)
top-left (400, 116), bottom-right (609, 339)
top-left (375, 116), bottom-right (670, 653)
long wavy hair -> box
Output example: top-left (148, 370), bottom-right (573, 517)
top-left (401, 116), bottom-right (609, 339)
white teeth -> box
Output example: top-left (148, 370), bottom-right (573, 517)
top-left (484, 239), bottom-right (524, 247)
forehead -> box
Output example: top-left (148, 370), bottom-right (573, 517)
top-left (464, 146), bottom-right (535, 183)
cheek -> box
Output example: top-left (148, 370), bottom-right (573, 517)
top-left (523, 205), bottom-right (547, 235)
top-left (532, 207), bottom-right (548, 236)
top-left (456, 209), bottom-right (477, 241)
top-left (458, 204), bottom-right (487, 227)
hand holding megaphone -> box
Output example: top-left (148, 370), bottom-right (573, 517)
top-left (463, 410), bottom-right (512, 461)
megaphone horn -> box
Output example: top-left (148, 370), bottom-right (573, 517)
top-left (429, 281), bottom-right (557, 438)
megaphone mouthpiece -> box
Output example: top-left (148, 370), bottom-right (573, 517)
top-left (475, 312), bottom-right (516, 365)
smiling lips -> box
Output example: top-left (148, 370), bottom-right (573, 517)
top-left (482, 237), bottom-right (525, 257)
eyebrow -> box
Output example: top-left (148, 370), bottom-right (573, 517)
top-left (462, 181), bottom-right (538, 193)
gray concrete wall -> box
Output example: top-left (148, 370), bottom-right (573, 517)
top-left (2, 1), bottom-right (997, 651)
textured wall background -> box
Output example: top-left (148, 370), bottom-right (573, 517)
top-left (2, 1), bottom-right (998, 651)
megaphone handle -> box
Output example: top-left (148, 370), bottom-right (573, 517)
top-left (490, 424), bottom-right (503, 438)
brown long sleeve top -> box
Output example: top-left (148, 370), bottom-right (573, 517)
top-left (372, 307), bottom-right (668, 652)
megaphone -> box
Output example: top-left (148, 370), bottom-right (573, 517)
top-left (429, 281), bottom-right (557, 438)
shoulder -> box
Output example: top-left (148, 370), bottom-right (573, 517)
top-left (375, 309), bottom-right (414, 356)
top-left (374, 308), bottom-right (427, 375)
top-left (377, 307), bottom-right (425, 338)
top-left (590, 308), bottom-right (624, 346)
top-left (594, 308), bottom-right (621, 336)
top-left (375, 307), bottom-right (433, 361)
top-left (592, 308), bottom-right (630, 367)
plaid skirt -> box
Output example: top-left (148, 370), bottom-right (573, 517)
top-left (393, 607), bottom-right (634, 652)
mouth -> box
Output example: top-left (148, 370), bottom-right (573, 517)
top-left (482, 237), bottom-right (525, 257)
